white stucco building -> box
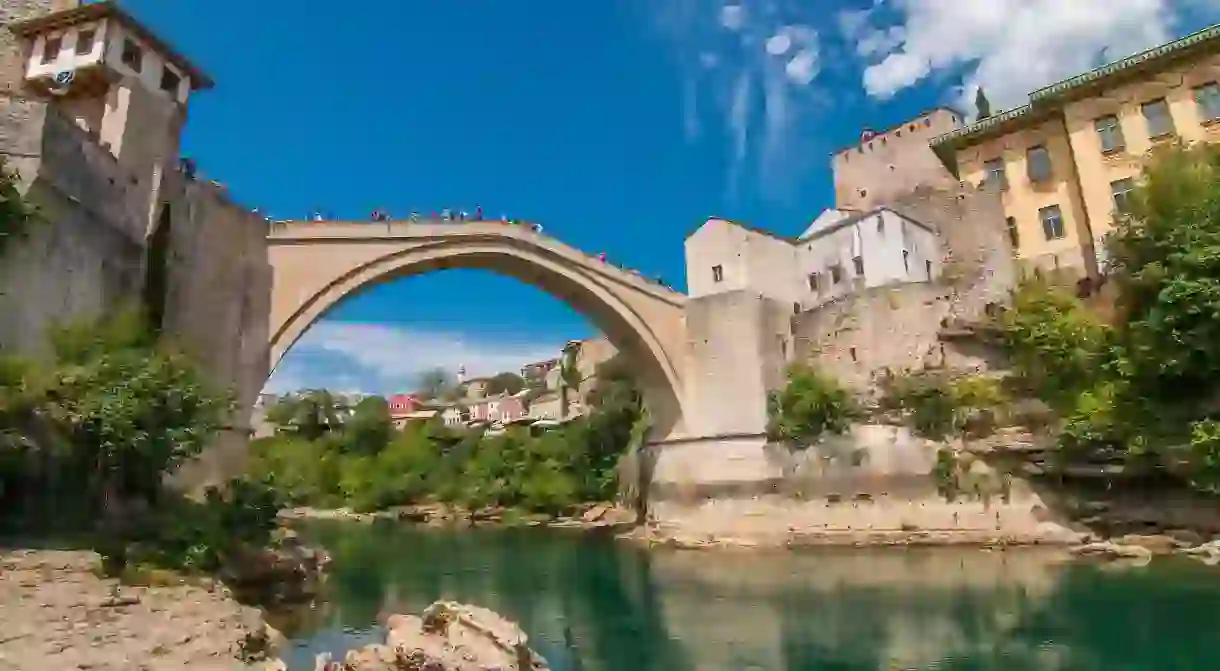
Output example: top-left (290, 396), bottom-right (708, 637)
top-left (685, 209), bottom-right (941, 313)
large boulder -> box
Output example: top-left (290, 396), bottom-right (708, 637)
top-left (220, 530), bottom-right (331, 604)
top-left (317, 601), bottom-right (550, 670)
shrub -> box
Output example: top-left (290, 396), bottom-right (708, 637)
top-left (767, 363), bottom-right (858, 449)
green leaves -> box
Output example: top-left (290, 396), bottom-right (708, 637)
top-left (1002, 143), bottom-right (1220, 489)
top-left (766, 363), bottom-right (857, 449)
top-left (0, 156), bottom-right (37, 260)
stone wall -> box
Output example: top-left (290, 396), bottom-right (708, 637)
top-left (161, 173), bottom-right (271, 488)
top-left (646, 425), bottom-right (1074, 546)
top-left (0, 101), bottom-right (146, 356)
top-left (790, 184), bottom-right (1015, 392)
top-left (680, 291), bottom-right (790, 437)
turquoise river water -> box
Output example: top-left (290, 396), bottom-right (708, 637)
top-left (277, 520), bottom-right (1220, 670)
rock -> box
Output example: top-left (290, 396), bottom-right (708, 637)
top-left (581, 503), bottom-right (610, 523)
top-left (220, 539), bottom-right (331, 605)
top-left (1114, 533), bottom-right (1181, 556)
top-left (1070, 541), bottom-right (1153, 561)
top-left (0, 549), bottom-right (272, 670)
top-left (1165, 529), bottom-right (1206, 547)
top-left (325, 600), bottom-right (550, 670)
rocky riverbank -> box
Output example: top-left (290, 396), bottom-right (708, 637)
top-left (0, 549), bottom-right (286, 670)
top-left (279, 501), bottom-right (639, 532)
top-left (315, 600), bottom-right (549, 670)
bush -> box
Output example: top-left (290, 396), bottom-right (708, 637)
top-left (767, 363), bottom-right (857, 449)
top-left (880, 370), bottom-right (1008, 440)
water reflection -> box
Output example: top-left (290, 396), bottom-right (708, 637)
top-left (281, 521), bottom-right (1220, 670)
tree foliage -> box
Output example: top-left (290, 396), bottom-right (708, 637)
top-left (416, 367), bottom-right (455, 401)
top-left (0, 156), bottom-right (37, 259)
top-left (485, 372), bottom-right (526, 396)
top-left (766, 363), bottom-right (858, 449)
top-left (1000, 143), bottom-right (1220, 489)
top-left (248, 356), bottom-right (647, 514)
top-left (0, 309), bottom-right (276, 575)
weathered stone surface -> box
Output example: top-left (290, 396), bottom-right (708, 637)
top-left (317, 601), bottom-right (550, 671)
top-left (0, 549), bottom-right (275, 670)
top-left (219, 530), bottom-right (330, 604)
top-left (1070, 541), bottom-right (1154, 561)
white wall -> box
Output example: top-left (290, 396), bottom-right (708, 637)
top-left (24, 19), bottom-right (192, 106)
top-left (104, 22), bottom-right (192, 105)
top-left (797, 209), bottom-right (940, 310)
top-left (24, 19), bottom-right (106, 80)
top-left (685, 218), bottom-right (800, 305)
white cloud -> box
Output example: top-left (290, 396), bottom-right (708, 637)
top-left (265, 321), bottom-right (565, 396)
top-left (647, 1), bottom-right (825, 202)
top-left (720, 4), bottom-right (746, 31)
top-left (849, 0), bottom-right (1184, 115)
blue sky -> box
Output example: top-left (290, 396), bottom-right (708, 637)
top-left (119, 0), bottom-right (1220, 396)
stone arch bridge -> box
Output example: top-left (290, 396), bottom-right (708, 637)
top-left (267, 220), bottom-right (690, 439)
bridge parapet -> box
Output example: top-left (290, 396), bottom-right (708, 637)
top-left (268, 219), bottom-right (686, 305)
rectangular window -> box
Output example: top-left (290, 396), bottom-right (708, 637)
top-left (160, 67), bottom-right (181, 94)
top-left (42, 35), bottom-right (62, 63)
top-left (1026, 145), bottom-right (1052, 183)
top-left (925, 260), bottom-right (933, 279)
top-left (852, 256), bottom-right (865, 276)
top-left (1094, 115), bottom-right (1125, 153)
top-left (1195, 82), bottom-right (1220, 123)
top-left (983, 158), bottom-right (1007, 190)
top-left (1111, 178), bottom-right (1135, 213)
top-left (1142, 98), bottom-right (1175, 138)
top-left (1006, 216), bottom-right (1020, 249)
top-left (807, 272), bottom-right (820, 291)
top-left (75, 29), bottom-right (95, 55)
top-left (121, 39), bottom-right (142, 71)
top-left (711, 265), bottom-right (723, 283)
top-left (1039, 205), bottom-right (1066, 241)
top-left (876, 216), bottom-right (885, 235)
top-left (830, 264), bottom-right (844, 284)
top-left (902, 250), bottom-right (909, 272)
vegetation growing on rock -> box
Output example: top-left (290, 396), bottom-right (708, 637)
top-left (0, 309), bottom-right (281, 575)
top-left (766, 363), bottom-right (859, 449)
top-left (998, 143), bottom-right (1220, 492)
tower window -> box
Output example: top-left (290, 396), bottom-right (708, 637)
top-left (161, 67), bottom-right (181, 94)
top-left (121, 39), bottom-right (142, 71)
top-left (75, 29), bottom-right (95, 55)
top-left (902, 250), bottom-right (909, 271)
top-left (1142, 98), bottom-right (1176, 138)
top-left (830, 264), bottom-right (844, 284)
top-left (852, 256), bottom-right (865, 276)
top-left (711, 265), bottom-right (723, 283)
top-left (807, 272), bottom-right (820, 291)
top-left (42, 35), bottom-right (62, 63)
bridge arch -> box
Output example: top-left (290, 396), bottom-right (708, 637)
top-left (266, 222), bottom-right (688, 439)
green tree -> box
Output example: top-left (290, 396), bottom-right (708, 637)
top-left (1000, 143), bottom-right (1220, 488)
top-left (0, 155), bottom-right (37, 260)
top-left (266, 390), bottom-right (346, 440)
top-left (416, 367), bottom-right (455, 401)
top-left (766, 363), bottom-right (857, 449)
top-left (344, 395), bottom-right (393, 456)
top-left (485, 371), bottom-right (526, 396)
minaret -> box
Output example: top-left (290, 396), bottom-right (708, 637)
top-left (456, 365), bottom-right (467, 385)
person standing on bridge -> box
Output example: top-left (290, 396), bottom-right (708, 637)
top-left (531, 222), bottom-right (543, 234)
top-left (475, 206), bottom-right (483, 221)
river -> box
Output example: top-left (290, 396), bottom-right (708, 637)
top-left (277, 520), bottom-right (1220, 670)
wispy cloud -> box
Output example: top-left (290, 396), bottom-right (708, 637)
top-left (265, 321), bottom-right (565, 396)
top-left (840, 0), bottom-right (1219, 117)
top-left (648, 0), bottom-right (826, 203)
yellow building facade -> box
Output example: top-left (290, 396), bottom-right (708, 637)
top-left (932, 24), bottom-right (1220, 279)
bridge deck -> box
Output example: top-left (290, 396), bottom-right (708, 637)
top-left (268, 219), bottom-right (686, 305)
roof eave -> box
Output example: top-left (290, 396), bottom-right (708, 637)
top-left (8, 0), bottom-right (214, 91)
